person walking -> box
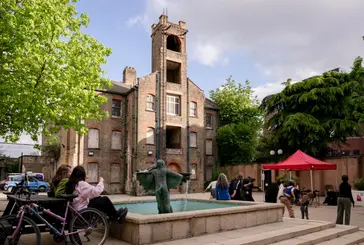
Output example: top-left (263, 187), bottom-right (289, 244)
top-left (336, 175), bottom-right (355, 225)
top-left (279, 180), bottom-right (296, 218)
top-left (215, 173), bottom-right (231, 200)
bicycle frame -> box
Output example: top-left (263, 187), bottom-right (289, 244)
top-left (11, 200), bottom-right (89, 239)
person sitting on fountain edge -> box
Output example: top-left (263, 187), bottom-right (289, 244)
top-left (216, 173), bottom-right (231, 200)
top-left (65, 166), bottom-right (128, 223)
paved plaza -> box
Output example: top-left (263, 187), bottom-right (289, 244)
top-left (0, 192), bottom-right (364, 244)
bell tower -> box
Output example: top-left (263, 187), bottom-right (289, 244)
top-left (150, 15), bottom-right (189, 171)
top-left (151, 14), bottom-right (188, 82)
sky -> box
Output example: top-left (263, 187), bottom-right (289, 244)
top-left (4, 0), bottom-right (364, 157)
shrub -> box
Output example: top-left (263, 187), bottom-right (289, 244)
top-left (276, 173), bottom-right (299, 186)
top-left (353, 178), bottom-right (364, 191)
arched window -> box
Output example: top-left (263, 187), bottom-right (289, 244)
top-left (190, 102), bottom-right (197, 117)
top-left (146, 95), bottom-right (155, 111)
top-left (88, 129), bottom-right (99, 149)
top-left (87, 162), bottom-right (99, 183)
top-left (166, 35), bottom-right (181, 52)
top-left (111, 131), bottom-right (122, 150)
top-left (190, 132), bottom-right (197, 148)
top-left (146, 128), bottom-right (155, 145)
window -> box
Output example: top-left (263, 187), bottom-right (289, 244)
top-left (166, 35), bottom-right (181, 52)
top-left (111, 131), bottom-right (122, 150)
top-left (166, 60), bottom-right (181, 84)
top-left (166, 126), bottom-right (181, 149)
top-left (190, 102), bottom-right (197, 117)
top-left (205, 113), bottom-right (213, 129)
top-left (112, 99), bottom-right (122, 117)
top-left (110, 164), bottom-right (121, 183)
top-left (146, 128), bottom-right (155, 145)
top-left (147, 95), bottom-right (155, 111)
top-left (191, 164), bottom-right (197, 180)
top-left (87, 163), bottom-right (98, 183)
top-left (190, 132), bottom-right (197, 148)
top-left (166, 95), bottom-right (180, 115)
top-left (206, 140), bottom-right (213, 155)
top-left (88, 129), bottom-right (99, 149)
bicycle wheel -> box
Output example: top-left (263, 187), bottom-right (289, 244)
top-left (0, 214), bottom-right (40, 245)
top-left (69, 208), bottom-right (109, 245)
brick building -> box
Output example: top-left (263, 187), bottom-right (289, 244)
top-left (58, 15), bottom-right (219, 194)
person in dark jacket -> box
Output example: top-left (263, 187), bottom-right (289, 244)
top-left (336, 175), bottom-right (355, 225)
top-left (244, 177), bottom-right (255, 201)
top-left (231, 173), bottom-right (243, 200)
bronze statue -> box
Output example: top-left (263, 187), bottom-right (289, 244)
top-left (136, 159), bottom-right (183, 214)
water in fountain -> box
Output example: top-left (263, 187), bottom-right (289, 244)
top-left (182, 180), bottom-right (190, 211)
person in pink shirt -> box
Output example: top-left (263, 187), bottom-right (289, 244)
top-left (65, 166), bottom-right (127, 223)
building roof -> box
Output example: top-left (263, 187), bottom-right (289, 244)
top-left (204, 98), bottom-right (219, 110)
top-left (99, 80), bottom-right (133, 95)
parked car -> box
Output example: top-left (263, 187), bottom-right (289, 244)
top-left (5, 175), bottom-right (50, 192)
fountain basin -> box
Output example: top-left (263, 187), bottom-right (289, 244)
top-left (110, 197), bottom-right (284, 245)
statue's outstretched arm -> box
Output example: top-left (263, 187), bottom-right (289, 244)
top-left (147, 163), bottom-right (157, 171)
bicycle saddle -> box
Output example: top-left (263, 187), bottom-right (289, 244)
top-left (59, 194), bottom-right (78, 200)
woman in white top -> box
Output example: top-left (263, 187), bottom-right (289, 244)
top-left (66, 166), bottom-right (127, 223)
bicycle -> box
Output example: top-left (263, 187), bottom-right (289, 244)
top-left (0, 188), bottom-right (109, 245)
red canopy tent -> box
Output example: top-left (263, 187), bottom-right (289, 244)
top-left (262, 150), bottom-right (336, 191)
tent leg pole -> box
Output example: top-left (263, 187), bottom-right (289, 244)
top-left (290, 171), bottom-right (292, 180)
top-left (310, 170), bottom-right (313, 192)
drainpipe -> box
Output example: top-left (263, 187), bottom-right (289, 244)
top-left (123, 98), bottom-right (128, 191)
top-left (156, 72), bottom-right (161, 160)
top-left (132, 83), bottom-right (139, 174)
top-left (187, 78), bottom-right (190, 179)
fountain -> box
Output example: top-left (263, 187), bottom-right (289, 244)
top-left (110, 159), bottom-right (284, 245)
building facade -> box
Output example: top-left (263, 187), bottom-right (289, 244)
top-left (57, 15), bottom-right (219, 194)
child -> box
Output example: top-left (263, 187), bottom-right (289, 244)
top-left (300, 192), bottom-right (313, 219)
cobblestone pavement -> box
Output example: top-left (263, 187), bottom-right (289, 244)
top-left (0, 191), bottom-right (363, 244)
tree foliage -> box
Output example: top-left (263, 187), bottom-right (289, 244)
top-left (0, 0), bottom-right (112, 143)
top-left (262, 57), bottom-right (364, 157)
top-left (210, 77), bottom-right (262, 164)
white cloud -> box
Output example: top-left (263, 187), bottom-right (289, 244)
top-left (129, 0), bottom-right (364, 97)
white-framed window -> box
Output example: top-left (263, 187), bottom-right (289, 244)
top-left (111, 131), bottom-right (122, 150)
top-left (190, 132), bottom-right (197, 148)
top-left (206, 140), bottom-right (213, 155)
top-left (146, 128), bottom-right (155, 145)
top-left (191, 164), bottom-right (197, 180)
top-left (112, 99), bottom-right (122, 117)
top-left (110, 164), bottom-right (121, 183)
top-left (190, 102), bottom-right (197, 117)
top-left (87, 163), bottom-right (98, 183)
top-left (88, 129), bottom-right (99, 149)
top-left (146, 95), bottom-right (155, 111)
top-left (166, 95), bottom-right (180, 116)
top-left (205, 113), bottom-right (213, 129)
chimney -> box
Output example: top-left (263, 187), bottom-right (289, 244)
top-left (123, 66), bottom-right (137, 85)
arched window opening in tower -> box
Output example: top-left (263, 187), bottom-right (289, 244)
top-left (167, 35), bottom-right (181, 52)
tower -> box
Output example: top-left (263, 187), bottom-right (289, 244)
top-left (151, 15), bottom-right (189, 177)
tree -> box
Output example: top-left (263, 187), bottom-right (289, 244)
top-left (262, 57), bottom-right (364, 158)
top-left (0, 0), bottom-right (112, 143)
top-left (209, 77), bottom-right (262, 164)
